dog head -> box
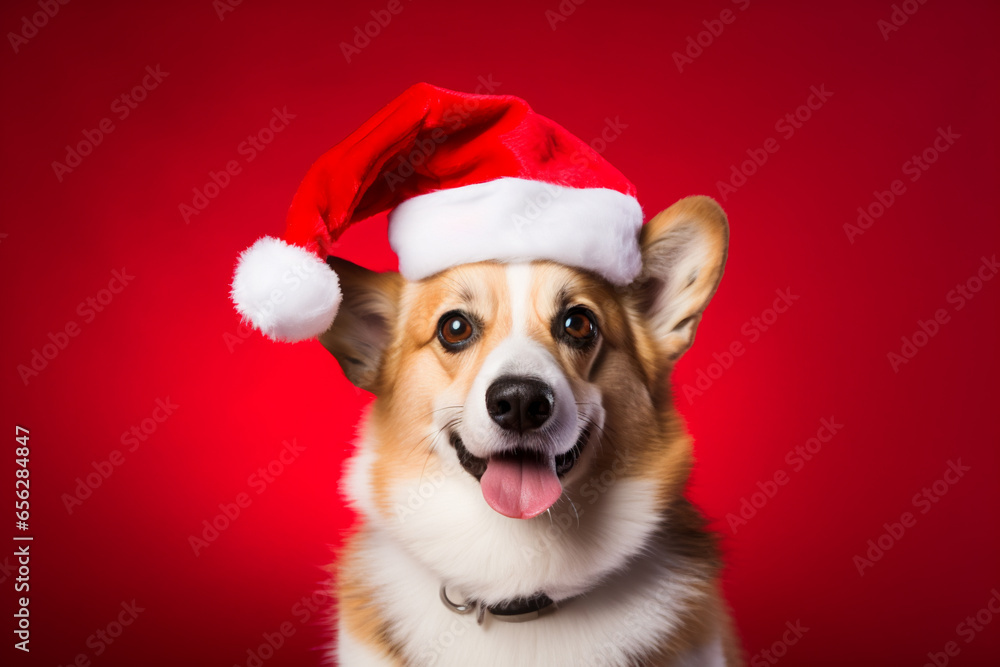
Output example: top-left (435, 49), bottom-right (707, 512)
top-left (324, 196), bottom-right (727, 601)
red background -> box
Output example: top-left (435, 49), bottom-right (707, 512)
top-left (2, 1), bottom-right (998, 665)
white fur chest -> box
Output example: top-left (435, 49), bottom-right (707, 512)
top-left (335, 527), bottom-right (720, 667)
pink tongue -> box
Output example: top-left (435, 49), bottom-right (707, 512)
top-left (480, 455), bottom-right (563, 519)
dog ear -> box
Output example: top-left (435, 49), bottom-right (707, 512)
top-left (629, 196), bottom-right (728, 362)
top-left (318, 257), bottom-right (403, 393)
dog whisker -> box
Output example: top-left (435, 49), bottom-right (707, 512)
top-left (429, 405), bottom-right (464, 415)
top-left (416, 416), bottom-right (463, 483)
top-left (408, 414), bottom-right (462, 460)
top-left (589, 420), bottom-right (612, 459)
top-left (555, 489), bottom-right (583, 531)
top-left (418, 447), bottom-right (435, 485)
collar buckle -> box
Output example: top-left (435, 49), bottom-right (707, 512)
top-left (440, 585), bottom-right (558, 625)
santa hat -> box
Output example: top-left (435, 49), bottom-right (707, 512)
top-left (231, 82), bottom-right (643, 342)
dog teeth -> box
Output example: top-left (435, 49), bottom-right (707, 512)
top-left (449, 433), bottom-right (488, 480)
top-left (554, 428), bottom-right (589, 477)
top-left (451, 428), bottom-right (589, 482)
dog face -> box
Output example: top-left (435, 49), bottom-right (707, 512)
top-left (323, 196), bottom-right (727, 601)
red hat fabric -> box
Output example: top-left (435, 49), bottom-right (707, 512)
top-left (231, 82), bottom-right (643, 342)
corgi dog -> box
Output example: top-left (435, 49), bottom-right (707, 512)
top-left (321, 196), bottom-right (742, 666)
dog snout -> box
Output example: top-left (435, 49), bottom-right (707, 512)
top-left (486, 376), bottom-right (554, 433)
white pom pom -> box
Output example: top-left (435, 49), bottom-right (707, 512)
top-left (231, 237), bottom-right (341, 342)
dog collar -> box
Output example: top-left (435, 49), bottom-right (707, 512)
top-left (440, 585), bottom-right (558, 625)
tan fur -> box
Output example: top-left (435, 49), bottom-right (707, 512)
top-left (336, 530), bottom-right (404, 662)
top-left (327, 196), bottom-right (741, 664)
top-left (645, 585), bottom-right (743, 667)
top-left (368, 264), bottom-right (513, 516)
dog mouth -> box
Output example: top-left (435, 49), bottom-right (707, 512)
top-left (449, 428), bottom-right (590, 520)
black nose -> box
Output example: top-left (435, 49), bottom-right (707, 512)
top-left (486, 376), bottom-right (554, 433)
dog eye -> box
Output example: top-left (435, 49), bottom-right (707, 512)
top-left (560, 307), bottom-right (598, 346)
top-left (438, 311), bottom-right (475, 350)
